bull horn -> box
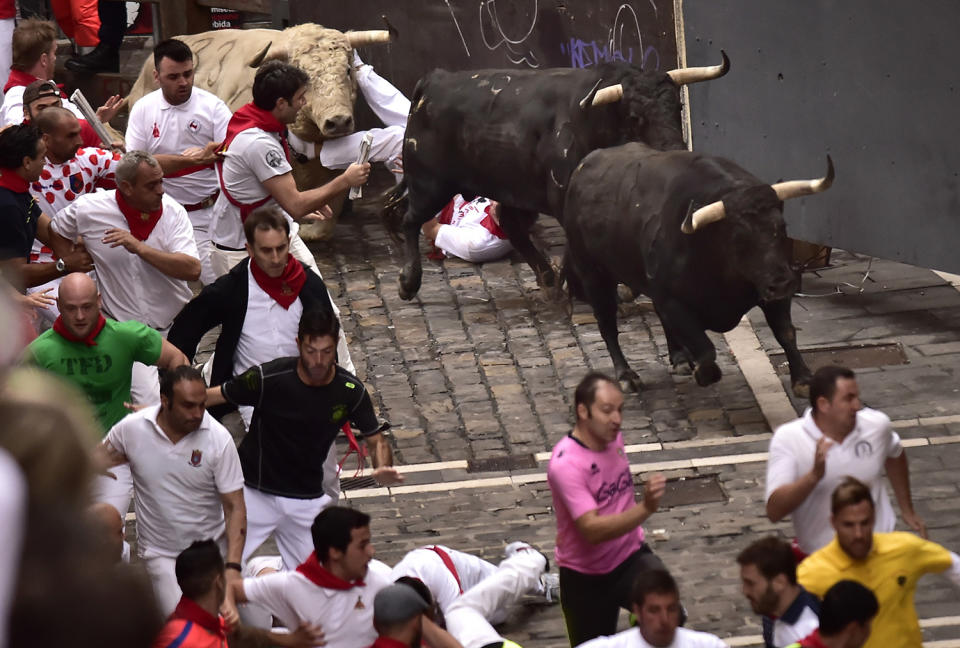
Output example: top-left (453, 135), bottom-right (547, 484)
top-left (667, 50), bottom-right (730, 85)
top-left (771, 155), bottom-right (835, 201)
top-left (681, 199), bottom-right (726, 234)
top-left (592, 83), bottom-right (623, 106)
top-left (346, 30), bottom-right (392, 47)
top-left (246, 42), bottom-right (273, 68)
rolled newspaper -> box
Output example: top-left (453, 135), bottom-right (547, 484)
top-left (69, 89), bottom-right (113, 147)
top-left (348, 131), bottom-right (374, 200)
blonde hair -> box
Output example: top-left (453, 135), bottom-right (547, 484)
top-left (11, 19), bottom-right (57, 71)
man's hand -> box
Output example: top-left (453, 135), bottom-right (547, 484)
top-left (181, 141), bottom-right (223, 166)
top-left (96, 95), bottom-right (123, 124)
top-left (220, 598), bottom-right (240, 629)
top-left (123, 401), bottom-right (148, 413)
top-left (62, 245), bottom-right (95, 272)
top-left (812, 436), bottom-right (832, 480)
top-left (103, 229), bottom-right (143, 255)
top-left (642, 473), bottom-right (667, 514)
top-left (372, 466), bottom-right (404, 486)
top-left (342, 162), bottom-right (370, 188)
top-left (285, 622), bottom-right (327, 648)
top-left (902, 509), bottom-right (928, 539)
top-left (24, 288), bottom-right (55, 310)
top-left (303, 205), bottom-right (334, 222)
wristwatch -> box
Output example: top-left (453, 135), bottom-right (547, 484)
top-left (55, 258), bottom-right (66, 274)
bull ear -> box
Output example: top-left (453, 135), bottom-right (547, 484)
top-left (246, 41), bottom-right (289, 67)
top-left (681, 199), bottom-right (726, 234)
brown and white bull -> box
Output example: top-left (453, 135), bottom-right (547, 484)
top-left (123, 23), bottom-right (391, 236)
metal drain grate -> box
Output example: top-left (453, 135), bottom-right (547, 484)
top-left (467, 454), bottom-right (538, 473)
top-left (635, 474), bottom-right (726, 507)
top-left (769, 342), bottom-right (908, 375)
top-left (340, 475), bottom-right (378, 491)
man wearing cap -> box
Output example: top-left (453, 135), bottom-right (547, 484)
top-left (370, 583), bottom-right (432, 648)
top-left (126, 38), bottom-right (233, 285)
top-left (22, 79), bottom-right (103, 149)
top-left (46, 150), bottom-right (201, 404)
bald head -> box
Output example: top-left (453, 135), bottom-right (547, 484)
top-left (34, 105), bottom-right (74, 134)
top-left (57, 273), bottom-right (101, 339)
top-left (37, 106), bottom-right (82, 164)
top-left (88, 502), bottom-right (125, 563)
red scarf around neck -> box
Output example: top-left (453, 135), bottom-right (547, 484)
top-left (222, 102), bottom-right (289, 159)
top-left (3, 69), bottom-right (66, 96)
top-left (250, 255), bottom-right (306, 309)
top-left (115, 190), bottom-right (162, 242)
top-left (53, 314), bottom-right (106, 346)
top-left (0, 168), bottom-right (29, 193)
top-left (170, 596), bottom-right (228, 639)
top-left (296, 551), bottom-right (365, 590)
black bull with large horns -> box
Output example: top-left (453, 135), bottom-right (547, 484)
top-left (562, 142), bottom-right (835, 396)
top-left (382, 54), bottom-right (730, 300)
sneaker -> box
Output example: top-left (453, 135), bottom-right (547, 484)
top-left (539, 572), bottom-right (560, 604)
top-left (504, 541), bottom-right (550, 572)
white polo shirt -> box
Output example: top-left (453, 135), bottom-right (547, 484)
top-left (51, 190), bottom-right (197, 329)
top-left (104, 405), bottom-right (244, 558)
top-left (765, 407), bottom-right (903, 554)
top-left (29, 147), bottom-right (122, 263)
top-left (433, 195), bottom-right (512, 263)
top-left (0, 84), bottom-right (85, 126)
top-left (126, 88), bottom-right (231, 227)
top-left (210, 127), bottom-right (294, 249)
top-left (581, 627), bottom-right (728, 648)
top-left (243, 559), bottom-right (391, 648)
top-left (233, 263), bottom-right (303, 376)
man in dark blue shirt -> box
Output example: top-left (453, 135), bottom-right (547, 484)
top-left (0, 123), bottom-right (91, 306)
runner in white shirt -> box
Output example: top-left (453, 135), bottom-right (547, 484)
top-left (579, 570), bottom-right (727, 648)
top-left (126, 39), bottom-right (233, 285)
top-left (765, 365), bottom-right (924, 556)
top-left (207, 59), bottom-right (368, 278)
top-left (422, 195), bottom-right (513, 263)
top-left (48, 150), bottom-right (201, 404)
top-left (99, 366), bottom-right (245, 617)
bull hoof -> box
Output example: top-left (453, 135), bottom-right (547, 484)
top-left (669, 351), bottom-right (694, 375)
top-left (694, 362), bottom-right (722, 387)
top-left (619, 370), bottom-right (643, 392)
top-left (792, 381), bottom-right (811, 399)
top-left (397, 278), bottom-right (418, 301)
top-left (671, 363), bottom-right (693, 376)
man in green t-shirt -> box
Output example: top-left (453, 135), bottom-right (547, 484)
top-left (26, 272), bottom-right (189, 515)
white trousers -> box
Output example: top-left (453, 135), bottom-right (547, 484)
top-left (194, 227), bottom-right (216, 286)
top-left (143, 553), bottom-right (180, 617)
top-left (445, 548), bottom-right (546, 648)
top-left (92, 463), bottom-right (133, 518)
top-left (242, 485), bottom-right (333, 572)
top-left (391, 546), bottom-right (498, 614)
top-left (129, 326), bottom-right (169, 406)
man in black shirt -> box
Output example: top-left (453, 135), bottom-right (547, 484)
top-left (0, 123), bottom-right (92, 308)
top-left (206, 307), bottom-right (403, 571)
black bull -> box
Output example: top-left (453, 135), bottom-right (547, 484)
top-left (562, 142), bottom-right (835, 396)
top-left (385, 55), bottom-right (729, 300)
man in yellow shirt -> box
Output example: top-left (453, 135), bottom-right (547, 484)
top-left (798, 477), bottom-right (960, 648)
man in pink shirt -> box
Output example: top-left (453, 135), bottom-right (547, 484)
top-left (547, 372), bottom-right (668, 647)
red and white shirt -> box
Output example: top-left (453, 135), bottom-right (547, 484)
top-left (30, 147), bottom-right (121, 262)
top-left (51, 191), bottom-right (198, 329)
top-left (126, 87), bottom-right (231, 229)
top-left (433, 195), bottom-right (512, 263)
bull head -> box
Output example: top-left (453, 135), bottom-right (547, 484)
top-left (681, 155), bottom-right (835, 233)
top-left (666, 50), bottom-right (730, 85)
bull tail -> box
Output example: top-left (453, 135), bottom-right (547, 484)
top-left (379, 178), bottom-right (408, 245)
top-left (556, 249), bottom-right (586, 310)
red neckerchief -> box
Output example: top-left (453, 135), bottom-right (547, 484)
top-left (170, 596), bottom-right (228, 640)
top-left (2, 69), bottom-right (66, 96)
top-left (370, 637), bottom-right (410, 648)
top-left (53, 314), bottom-right (106, 346)
top-left (798, 630), bottom-right (828, 648)
top-left (115, 190), bottom-right (162, 242)
top-left (296, 552), bottom-right (365, 590)
top-left (0, 168), bottom-right (29, 193)
top-left (250, 255), bottom-right (306, 309)
top-left (222, 102), bottom-right (289, 160)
